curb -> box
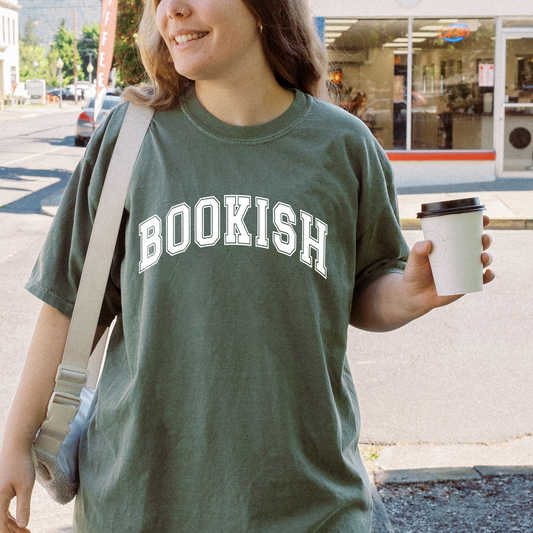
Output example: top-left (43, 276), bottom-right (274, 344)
top-left (368, 473), bottom-right (396, 533)
top-left (40, 189), bottom-right (64, 217)
top-left (41, 205), bottom-right (59, 217)
top-left (400, 218), bottom-right (533, 230)
top-left (374, 465), bottom-right (533, 485)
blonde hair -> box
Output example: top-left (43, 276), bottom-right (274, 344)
top-left (123, 0), bottom-right (328, 109)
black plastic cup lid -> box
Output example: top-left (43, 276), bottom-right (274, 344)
top-left (417, 197), bottom-right (485, 219)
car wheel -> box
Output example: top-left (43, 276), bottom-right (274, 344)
top-left (74, 136), bottom-right (85, 147)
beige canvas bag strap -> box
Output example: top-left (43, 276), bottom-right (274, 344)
top-left (35, 103), bottom-right (154, 455)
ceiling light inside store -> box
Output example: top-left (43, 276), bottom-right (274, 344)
top-left (324, 25), bottom-right (352, 31)
top-left (438, 19), bottom-right (459, 23)
top-left (394, 38), bottom-right (427, 43)
top-left (394, 49), bottom-right (422, 54)
top-left (326, 19), bottom-right (358, 24)
top-left (383, 43), bottom-right (409, 47)
top-left (412, 32), bottom-right (439, 37)
top-left (419, 25), bottom-right (445, 31)
top-left (325, 32), bottom-right (343, 38)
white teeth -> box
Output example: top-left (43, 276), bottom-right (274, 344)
top-left (175, 32), bottom-right (207, 45)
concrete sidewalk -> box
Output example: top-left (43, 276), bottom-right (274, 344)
top-left (396, 177), bottom-right (533, 230)
top-left (0, 101), bottom-right (85, 121)
top-left (398, 187), bottom-right (533, 230)
top-left (362, 437), bottom-right (533, 486)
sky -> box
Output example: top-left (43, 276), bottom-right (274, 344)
top-left (19, 0), bottom-right (101, 48)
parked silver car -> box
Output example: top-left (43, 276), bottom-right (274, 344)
top-left (75, 95), bottom-right (122, 146)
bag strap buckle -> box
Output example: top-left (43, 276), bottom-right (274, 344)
top-left (35, 391), bottom-right (82, 456)
top-left (55, 364), bottom-right (88, 396)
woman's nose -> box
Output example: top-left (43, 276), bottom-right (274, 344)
top-left (164, 0), bottom-right (189, 20)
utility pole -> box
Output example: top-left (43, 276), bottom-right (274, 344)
top-left (73, 9), bottom-right (78, 104)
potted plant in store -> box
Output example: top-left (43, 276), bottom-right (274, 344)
top-left (447, 83), bottom-right (480, 114)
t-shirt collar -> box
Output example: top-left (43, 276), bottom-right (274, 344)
top-left (181, 85), bottom-right (309, 143)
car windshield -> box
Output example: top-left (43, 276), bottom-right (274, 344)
top-left (85, 98), bottom-right (120, 111)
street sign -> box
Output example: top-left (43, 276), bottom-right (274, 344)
top-left (26, 79), bottom-right (46, 98)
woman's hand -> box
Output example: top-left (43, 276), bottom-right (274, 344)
top-left (7, 513), bottom-right (31, 533)
top-left (0, 449), bottom-right (35, 533)
top-left (403, 215), bottom-right (495, 312)
top-left (0, 304), bottom-right (73, 533)
top-left (351, 216), bottom-right (495, 332)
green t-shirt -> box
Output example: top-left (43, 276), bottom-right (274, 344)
top-left (26, 88), bottom-right (409, 533)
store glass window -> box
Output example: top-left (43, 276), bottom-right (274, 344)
top-left (325, 19), bottom-right (409, 150)
top-left (411, 19), bottom-right (495, 150)
top-left (325, 18), bottom-right (495, 151)
top-left (503, 19), bottom-right (533, 28)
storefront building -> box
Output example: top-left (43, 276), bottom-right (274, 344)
top-left (311, 0), bottom-right (533, 187)
top-left (0, 0), bottom-right (19, 98)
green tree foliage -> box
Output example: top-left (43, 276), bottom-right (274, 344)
top-left (114, 0), bottom-right (145, 86)
top-left (47, 20), bottom-right (84, 87)
top-left (79, 22), bottom-right (100, 81)
top-left (19, 43), bottom-right (48, 82)
top-left (20, 3), bottom-right (149, 89)
top-left (19, 16), bottom-right (48, 82)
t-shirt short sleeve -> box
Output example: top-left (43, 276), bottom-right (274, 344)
top-left (25, 103), bottom-right (129, 326)
top-left (351, 131), bottom-right (410, 300)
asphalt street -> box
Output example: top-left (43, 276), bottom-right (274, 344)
top-left (0, 105), bottom-right (532, 532)
top-left (1, 105), bottom-right (85, 439)
top-left (0, 105), bottom-right (86, 532)
top-left (348, 228), bottom-right (533, 446)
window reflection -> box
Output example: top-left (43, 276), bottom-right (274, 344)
top-left (411, 19), bottom-right (495, 150)
top-left (326, 19), bottom-right (409, 150)
top-left (325, 18), bottom-right (496, 151)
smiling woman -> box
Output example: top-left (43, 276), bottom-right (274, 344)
top-left (154, 0), bottom-right (266, 105)
top-left (0, 1), bottom-right (494, 533)
top-left (124, 0), bottom-right (328, 109)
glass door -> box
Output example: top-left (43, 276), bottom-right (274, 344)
top-left (500, 31), bottom-right (533, 176)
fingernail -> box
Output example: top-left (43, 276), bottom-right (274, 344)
top-left (18, 518), bottom-right (27, 528)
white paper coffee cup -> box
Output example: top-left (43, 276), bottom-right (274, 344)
top-left (417, 198), bottom-right (485, 296)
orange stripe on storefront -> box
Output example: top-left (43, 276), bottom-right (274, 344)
top-left (386, 152), bottom-right (496, 161)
